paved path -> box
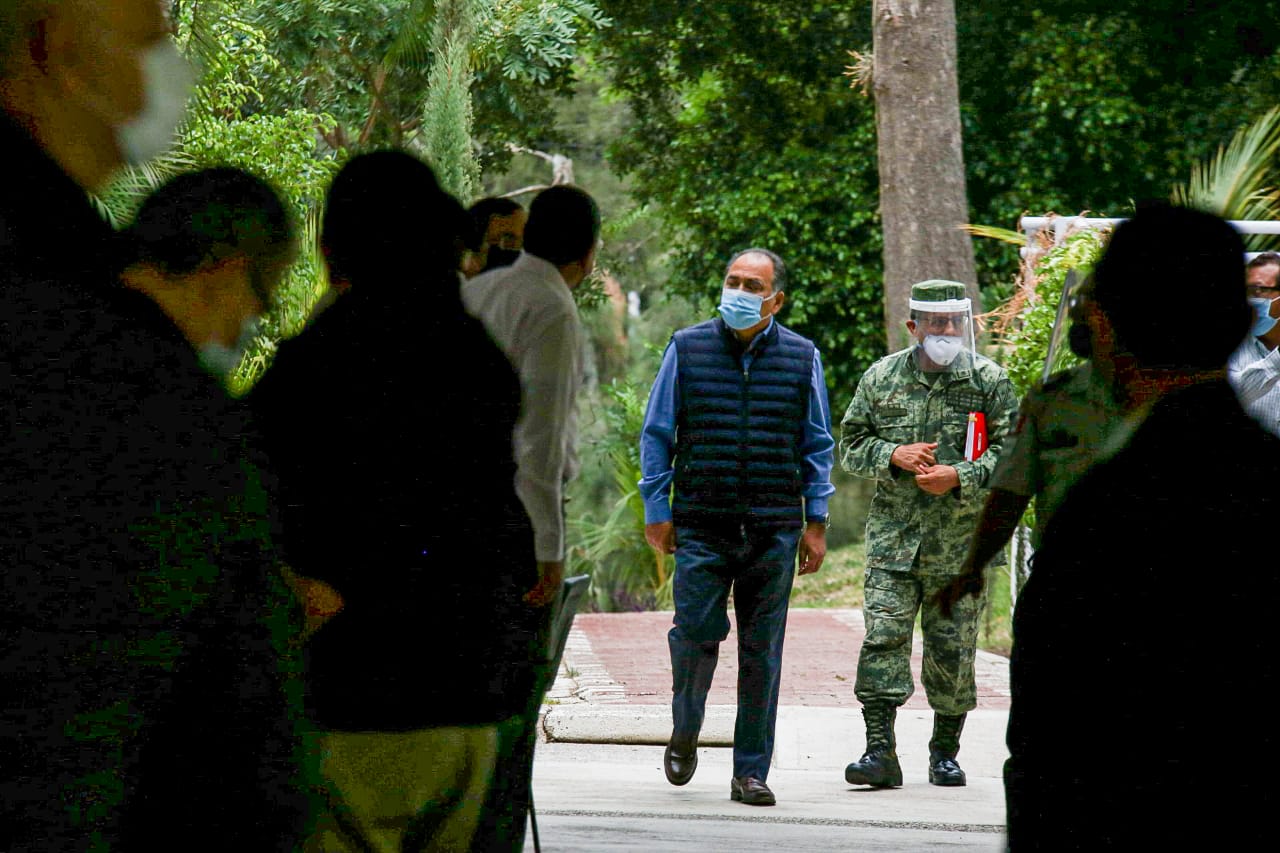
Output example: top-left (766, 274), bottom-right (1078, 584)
top-left (529, 608), bottom-right (1012, 849)
top-left (549, 608), bottom-right (1010, 711)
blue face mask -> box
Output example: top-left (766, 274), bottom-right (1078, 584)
top-left (718, 287), bottom-right (777, 331)
top-left (1250, 296), bottom-right (1278, 338)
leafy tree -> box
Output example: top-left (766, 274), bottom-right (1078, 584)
top-left (596, 0), bottom-right (1280, 385)
top-left (990, 106), bottom-right (1280, 398)
top-left (231, 0), bottom-right (609, 194)
top-left (594, 1), bottom-right (886, 394)
top-left (957, 3), bottom-right (1280, 285)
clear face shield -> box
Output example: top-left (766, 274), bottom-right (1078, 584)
top-left (1041, 268), bottom-right (1093, 384)
top-left (909, 298), bottom-right (976, 372)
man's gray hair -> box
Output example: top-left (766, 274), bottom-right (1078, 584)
top-left (726, 247), bottom-right (788, 292)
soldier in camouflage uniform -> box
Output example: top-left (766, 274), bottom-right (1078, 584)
top-left (941, 277), bottom-right (1118, 607)
top-left (839, 280), bottom-right (1018, 789)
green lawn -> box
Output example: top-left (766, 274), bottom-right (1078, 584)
top-left (790, 541), bottom-right (1013, 658)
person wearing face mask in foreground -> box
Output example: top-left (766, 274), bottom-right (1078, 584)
top-left (1002, 204), bottom-right (1277, 850)
top-left (639, 248), bottom-right (836, 807)
top-left (1227, 250), bottom-right (1280, 436)
top-left (1, 4), bottom-right (309, 849)
top-left (839, 280), bottom-right (1018, 791)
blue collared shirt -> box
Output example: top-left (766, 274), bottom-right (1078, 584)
top-left (638, 319), bottom-right (836, 524)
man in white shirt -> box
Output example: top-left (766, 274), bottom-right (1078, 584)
top-left (462, 184), bottom-right (599, 850)
top-left (463, 184), bottom-right (599, 606)
top-left (1229, 251), bottom-right (1280, 436)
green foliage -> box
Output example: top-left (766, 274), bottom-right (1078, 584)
top-left (1001, 229), bottom-right (1106, 396)
top-left (571, 379), bottom-right (674, 612)
top-left (235, 0), bottom-right (608, 177)
top-left (422, 2), bottom-right (480, 199)
top-left (995, 105), bottom-right (1280, 399)
top-left (594, 1), bottom-right (885, 394)
top-left (1172, 105), bottom-right (1280, 248)
top-left (959, 3), bottom-right (1280, 291)
top-left (474, 0), bottom-right (610, 84)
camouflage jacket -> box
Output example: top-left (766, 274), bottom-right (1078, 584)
top-left (989, 362), bottom-right (1118, 545)
top-left (839, 347), bottom-right (1019, 574)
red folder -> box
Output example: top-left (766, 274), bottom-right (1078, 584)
top-left (964, 412), bottom-right (987, 461)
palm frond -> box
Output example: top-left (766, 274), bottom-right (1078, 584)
top-left (382, 0), bottom-right (441, 72)
top-left (960, 223), bottom-right (1028, 246)
top-left (1172, 105), bottom-right (1280, 232)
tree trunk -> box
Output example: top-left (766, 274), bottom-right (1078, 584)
top-left (873, 0), bottom-right (978, 350)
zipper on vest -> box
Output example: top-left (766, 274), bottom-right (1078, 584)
top-left (738, 357), bottom-right (751, 515)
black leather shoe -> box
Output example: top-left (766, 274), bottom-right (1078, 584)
top-left (928, 755), bottom-right (967, 787)
top-left (730, 776), bottom-right (776, 806)
top-left (664, 737), bottom-right (697, 786)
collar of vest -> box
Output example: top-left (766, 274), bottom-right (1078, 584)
top-left (715, 316), bottom-right (779, 353)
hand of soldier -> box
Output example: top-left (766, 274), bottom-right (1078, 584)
top-left (798, 522), bottom-right (827, 575)
top-left (937, 568), bottom-right (985, 619)
top-left (915, 464), bottom-right (960, 495)
top-left (891, 442), bottom-right (938, 474)
top-left (645, 521), bottom-right (677, 554)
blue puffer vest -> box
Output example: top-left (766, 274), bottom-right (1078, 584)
top-left (671, 318), bottom-right (814, 527)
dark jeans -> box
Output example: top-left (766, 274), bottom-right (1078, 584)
top-left (668, 522), bottom-right (800, 781)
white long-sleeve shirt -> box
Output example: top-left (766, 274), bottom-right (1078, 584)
top-left (1228, 336), bottom-right (1280, 437)
top-left (462, 253), bottom-right (582, 561)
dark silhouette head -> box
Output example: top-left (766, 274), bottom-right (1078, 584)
top-left (1093, 205), bottom-right (1250, 370)
top-left (126, 166), bottom-right (294, 304)
top-left (465, 196), bottom-right (526, 274)
top-left (522, 185), bottom-right (600, 268)
top-left (322, 150), bottom-right (468, 292)
top-left (468, 196), bottom-right (524, 248)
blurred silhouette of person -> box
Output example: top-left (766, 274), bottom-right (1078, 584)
top-left (940, 275), bottom-right (1118, 609)
top-left (250, 150), bottom-right (544, 852)
top-left (461, 184), bottom-right (599, 849)
top-left (119, 166), bottom-right (295, 379)
top-left (1228, 250), bottom-right (1280, 436)
top-left (462, 185), bottom-right (599, 608)
top-left (461, 196), bottom-right (526, 277)
top-left (1005, 205), bottom-right (1276, 849)
top-left (2, 4), bottom-right (308, 849)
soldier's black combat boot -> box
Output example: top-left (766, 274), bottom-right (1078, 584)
top-left (928, 712), bottom-right (967, 787)
top-left (844, 703), bottom-right (903, 788)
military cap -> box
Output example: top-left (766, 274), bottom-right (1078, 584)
top-left (911, 280), bottom-right (967, 302)
top-left (909, 280), bottom-right (970, 311)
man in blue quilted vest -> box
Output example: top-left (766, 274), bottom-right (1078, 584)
top-left (639, 247), bottom-right (836, 806)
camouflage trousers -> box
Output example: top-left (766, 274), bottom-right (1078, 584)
top-left (854, 567), bottom-right (987, 715)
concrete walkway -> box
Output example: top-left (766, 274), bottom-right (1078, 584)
top-left (530, 608), bottom-right (1010, 846)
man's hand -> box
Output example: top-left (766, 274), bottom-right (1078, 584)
top-left (915, 464), bottom-right (960, 495)
top-left (645, 521), bottom-right (676, 554)
top-left (891, 442), bottom-right (938, 474)
top-left (525, 560), bottom-right (564, 607)
top-left (798, 522), bottom-right (827, 575)
top-left (936, 567), bottom-right (985, 619)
